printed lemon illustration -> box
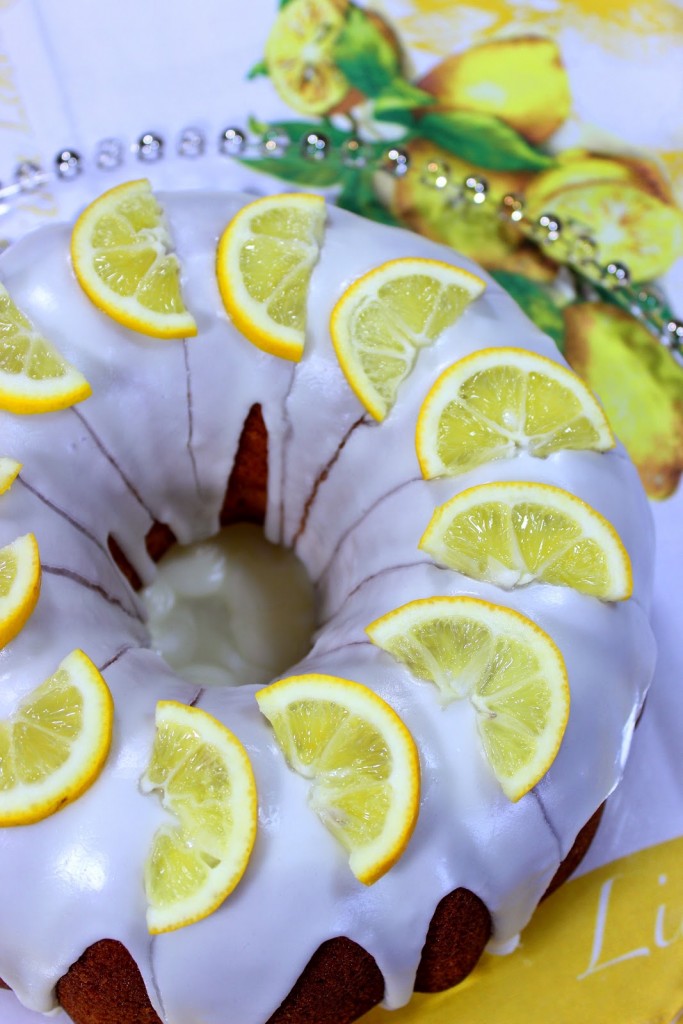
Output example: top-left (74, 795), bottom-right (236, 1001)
top-left (418, 36), bottom-right (571, 144)
top-left (564, 302), bottom-right (683, 500)
top-left (264, 0), bottom-right (399, 117)
top-left (525, 152), bottom-right (683, 282)
top-left (385, 139), bottom-right (555, 279)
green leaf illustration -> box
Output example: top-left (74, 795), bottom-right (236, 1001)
top-left (373, 79), bottom-right (435, 115)
top-left (247, 60), bottom-right (269, 80)
top-left (414, 111), bottom-right (555, 171)
top-left (337, 169), bottom-right (402, 228)
top-left (237, 155), bottom-right (343, 188)
top-left (491, 271), bottom-right (566, 350)
top-left (333, 5), bottom-right (399, 97)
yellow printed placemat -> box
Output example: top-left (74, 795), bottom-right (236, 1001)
top-left (364, 838), bottom-right (683, 1024)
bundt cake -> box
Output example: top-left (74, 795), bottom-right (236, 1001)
top-left (0, 185), bottom-right (655, 1024)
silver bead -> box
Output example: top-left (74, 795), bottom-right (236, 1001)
top-left (602, 261), bottom-right (630, 287)
top-left (422, 159), bottom-right (449, 190)
top-left (55, 149), bottom-right (82, 179)
top-left (301, 132), bottom-right (329, 160)
top-left (501, 193), bottom-right (524, 222)
top-left (14, 160), bottom-right (44, 192)
top-left (665, 319), bottom-right (683, 349)
top-left (262, 130), bottom-right (289, 156)
top-left (464, 175), bottom-right (488, 204)
top-left (137, 132), bottom-right (164, 162)
top-left (383, 147), bottom-right (410, 176)
top-left (536, 212), bottom-right (562, 241)
top-left (220, 127), bottom-right (246, 155)
top-left (342, 137), bottom-right (365, 167)
top-left (95, 138), bottom-right (124, 170)
top-left (177, 127), bottom-right (205, 158)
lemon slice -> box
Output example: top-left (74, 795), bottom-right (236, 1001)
top-left (265, 0), bottom-right (351, 116)
top-left (331, 258), bottom-right (486, 421)
top-left (256, 674), bottom-right (420, 885)
top-left (0, 458), bottom-right (21, 494)
top-left (217, 193), bottom-right (326, 362)
top-left (71, 179), bottom-right (197, 340)
top-left (416, 348), bottom-right (615, 479)
top-left (0, 649), bottom-right (113, 825)
top-left (140, 700), bottom-right (257, 934)
top-left (0, 533), bottom-right (41, 648)
top-left (420, 482), bottom-right (632, 600)
top-left (367, 597), bottom-right (569, 802)
top-left (0, 282), bottom-right (91, 414)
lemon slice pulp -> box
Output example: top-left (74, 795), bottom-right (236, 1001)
top-left (421, 482), bottom-right (632, 600)
top-left (367, 597), bottom-right (569, 802)
top-left (0, 282), bottom-right (91, 414)
top-left (0, 649), bottom-right (113, 825)
top-left (0, 532), bottom-right (41, 648)
top-left (331, 258), bottom-right (485, 421)
top-left (256, 674), bottom-right (420, 884)
top-left (217, 193), bottom-right (326, 362)
top-left (140, 700), bottom-right (257, 934)
top-left (416, 347), bottom-right (614, 478)
top-left (71, 179), bottom-right (197, 339)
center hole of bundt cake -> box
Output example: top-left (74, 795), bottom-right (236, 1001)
top-left (140, 523), bottom-right (316, 688)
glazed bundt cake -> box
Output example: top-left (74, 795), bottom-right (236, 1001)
top-left (0, 184), bottom-right (655, 1024)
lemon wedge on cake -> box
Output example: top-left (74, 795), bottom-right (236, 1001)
top-left (416, 348), bottom-right (614, 478)
top-left (256, 674), bottom-right (420, 884)
top-left (217, 193), bottom-right (326, 362)
top-left (140, 700), bottom-right (257, 934)
top-left (367, 597), bottom-right (569, 802)
top-left (0, 650), bottom-right (114, 826)
top-left (71, 179), bottom-right (197, 339)
top-left (331, 258), bottom-right (485, 421)
top-left (0, 533), bottom-right (41, 648)
top-left (420, 482), bottom-right (632, 600)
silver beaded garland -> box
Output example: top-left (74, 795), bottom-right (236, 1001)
top-left (536, 212), bottom-right (562, 242)
top-left (341, 137), bottom-right (365, 167)
top-left (301, 132), bottom-right (329, 160)
top-left (665, 319), bottom-right (683, 349)
top-left (137, 132), bottom-right (164, 161)
top-left (95, 138), bottom-right (124, 170)
top-left (383, 147), bottom-right (410, 176)
top-left (177, 127), bottom-right (205, 158)
top-left (14, 161), bottom-right (44, 192)
top-left (603, 261), bottom-right (630, 287)
top-left (219, 128), bottom-right (246, 155)
top-left (464, 175), bottom-right (487, 204)
top-left (55, 149), bottom-right (82, 179)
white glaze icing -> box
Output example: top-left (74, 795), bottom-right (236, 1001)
top-left (0, 191), bottom-right (655, 1022)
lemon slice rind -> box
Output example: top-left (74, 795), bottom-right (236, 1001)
top-left (0, 282), bottom-right (92, 414)
top-left (0, 458), bottom-right (22, 495)
top-left (140, 700), bottom-right (258, 934)
top-left (71, 179), bottom-right (197, 340)
top-left (420, 481), bottom-right (633, 601)
top-left (331, 257), bottom-right (486, 422)
top-left (256, 673), bottom-right (420, 885)
top-left (416, 347), bottom-right (615, 479)
top-left (216, 193), bottom-right (326, 362)
top-left (0, 649), bottom-right (114, 826)
top-left (367, 596), bottom-right (569, 802)
top-left (0, 532), bottom-right (42, 648)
